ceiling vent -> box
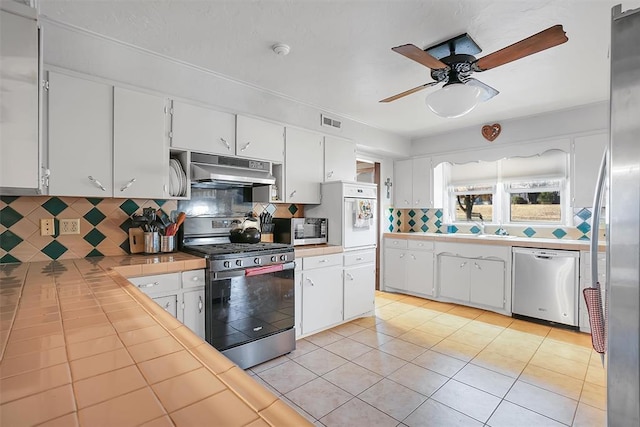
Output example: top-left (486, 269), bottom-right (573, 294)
top-left (321, 114), bottom-right (342, 131)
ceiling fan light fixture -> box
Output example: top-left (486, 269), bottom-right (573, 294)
top-left (425, 82), bottom-right (481, 118)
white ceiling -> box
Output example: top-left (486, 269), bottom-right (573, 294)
top-left (38, 0), bottom-right (640, 139)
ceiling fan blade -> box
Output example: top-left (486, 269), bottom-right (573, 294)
top-left (475, 25), bottom-right (568, 71)
top-left (379, 81), bottom-right (439, 103)
top-left (464, 78), bottom-right (499, 102)
top-left (392, 44), bottom-right (448, 70)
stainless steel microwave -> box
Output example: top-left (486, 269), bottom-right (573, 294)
top-left (273, 218), bottom-right (328, 246)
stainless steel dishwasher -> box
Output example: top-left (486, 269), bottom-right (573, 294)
top-left (512, 247), bottom-right (580, 327)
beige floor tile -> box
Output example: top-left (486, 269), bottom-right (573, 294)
top-left (73, 365), bottom-right (147, 408)
top-left (69, 347), bottom-right (134, 381)
top-left (322, 362), bottom-right (383, 395)
top-left (505, 380), bottom-right (578, 425)
top-left (349, 328), bottom-right (395, 347)
top-left (412, 350), bottom-right (466, 377)
top-left (294, 348), bottom-right (349, 376)
top-left (352, 349), bottom-right (407, 377)
top-left (387, 363), bottom-right (448, 397)
top-left (323, 337), bottom-right (372, 360)
top-left (319, 397), bottom-right (397, 427)
top-left (431, 338), bottom-right (483, 362)
top-left (448, 328), bottom-right (496, 348)
top-left (397, 329), bottom-right (443, 349)
top-left (447, 306), bottom-right (484, 320)
top-left (580, 382), bottom-right (606, 410)
top-left (378, 338), bottom-right (427, 361)
top-left (392, 308), bottom-right (439, 325)
top-left (431, 313), bottom-right (472, 329)
top-left (369, 320), bottom-right (411, 337)
top-left (519, 364), bottom-right (584, 400)
top-left (484, 340), bottom-right (538, 363)
top-left (287, 339), bottom-right (320, 359)
top-left (453, 364), bottom-right (516, 398)
top-left (359, 378), bottom-right (427, 421)
top-left (77, 387), bottom-right (166, 427)
top-left (278, 396), bottom-right (317, 424)
top-left (257, 360), bottom-right (317, 394)
top-left (539, 339), bottom-right (592, 364)
top-left (330, 321), bottom-right (366, 337)
top-left (414, 321), bottom-right (460, 338)
top-left (584, 363), bottom-right (606, 387)
top-left (0, 363), bottom-right (71, 404)
top-left (547, 328), bottom-right (592, 347)
top-left (305, 330), bottom-right (343, 347)
top-left (0, 384), bottom-right (76, 426)
top-left (529, 350), bottom-right (588, 380)
top-left (508, 319), bottom-right (551, 337)
top-left (432, 379), bottom-right (501, 423)
top-left (350, 316), bottom-right (378, 328)
top-left (471, 349), bottom-right (528, 378)
top-left (475, 312), bottom-right (514, 328)
top-left (422, 300), bottom-right (456, 312)
top-left (152, 367), bottom-right (226, 413)
top-left (251, 355), bottom-right (289, 374)
top-left (285, 377), bottom-right (352, 420)
top-left (404, 399), bottom-right (483, 427)
top-left (487, 400), bottom-right (565, 427)
top-left (496, 328), bottom-right (545, 346)
top-left (573, 402), bottom-right (607, 427)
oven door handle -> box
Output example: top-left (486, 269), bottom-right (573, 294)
top-left (212, 261), bottom-right (295, 280)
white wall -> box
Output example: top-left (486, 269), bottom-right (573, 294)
top-left (411, 102), bottom-right (609, 157)
top-left (41, 19), bottom-right (411, 158)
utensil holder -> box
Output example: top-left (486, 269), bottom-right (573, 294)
top-left (144, 232), bottom-right (160, 254)
top-left (160, 235), bottom-right (175, 253)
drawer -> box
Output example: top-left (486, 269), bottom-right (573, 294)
top-left (303, 253), bottom-right (342, 270)
top-left (129, 273), bottom-right (181, 295)
top-left (408, 240), bottom-right (434, 251)
top-left (384, 238), bottom-right (408, 249)
top-left (182, 269), bottom-right (205, 289)
top-left (152, 295), bottom-right (178, 318)
top-left (344, 250), bottom-right (376, 266)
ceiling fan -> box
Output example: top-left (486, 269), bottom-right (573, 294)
top-left (380, 25), bottom-right (568, 117)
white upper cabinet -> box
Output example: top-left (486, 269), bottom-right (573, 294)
top-left (170, 100), bottom-right (236, 155)
top-left (324, 136), bottom-right (356, 182)
top-left (284, 127), bottom-right (323, 204)
top-left (48, 71), bottom-right (114, 197)
top-left (572, 133), bottom-right (608, 207)
top-left (394, 157), bottom-right (432, 208)
top-left (113, 87), bottom-right (169, 199)
top-left (236, 115), bottom-right (284, 163)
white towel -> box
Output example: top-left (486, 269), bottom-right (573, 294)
top-left (354, 199), bottom-right (373, 229)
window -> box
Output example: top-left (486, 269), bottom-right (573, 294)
top-left (452, 185), bottom-right (494, 222)
top-left (507, 180), bottom-right (562, 223)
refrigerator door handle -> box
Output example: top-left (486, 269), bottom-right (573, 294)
top-left (590, 149), bottom-right (607, 287)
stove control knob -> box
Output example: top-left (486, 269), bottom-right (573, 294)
top-left (223, 261), bottom-right (230, 268)
top-left (236, 260), bottom-right (243, 267)
top-left (271, 256), bottom-right (277, 262)
top-left (254, 258), bottom-right (261, 265)
top-left (280, 255), bottom-right (287, 261)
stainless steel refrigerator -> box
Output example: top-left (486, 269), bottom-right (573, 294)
top-left (601, 4), bottom-right (640, 426)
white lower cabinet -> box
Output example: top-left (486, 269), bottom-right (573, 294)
top-left (344, 264), bottom-right (375, 319)
top-left (129, 269), bottom-right (206, 339)
top-left (406, 248), bottom-right (435, 297)
top-left (383, 238), bottom-right (435, 297)
top-left (301, 266), bottom-right (343, 335)
top-left (439, 255), bottom-right (469, 301)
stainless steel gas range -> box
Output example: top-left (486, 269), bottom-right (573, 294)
top-left (181, 217), bottom-right (296, 369)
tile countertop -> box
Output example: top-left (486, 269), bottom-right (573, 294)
top-left (0, 253), bottom-right (311, 427)
top-left (383, 232), bottom-right (606, 252)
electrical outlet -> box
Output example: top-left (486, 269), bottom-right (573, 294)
top-left (60, 219), bottom-right (80, 235)
top-left (40, 218), bottom-right (55, 236)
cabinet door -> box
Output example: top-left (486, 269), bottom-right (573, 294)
top-left (236, 115), bottom-right (284, 162)
top-left (412, 157), bottom-right (432, 207)
top-left (383, 248), bottom-right (407, 290)
top-left (469, 259), bottom-right (505, 309)
top-left (324, 136), bottom-right (356, 182)
top-left (48, 72), bottom-right (113, 196)
top-left (439, 255), bottom-right (469, 301)
top-left (284, 127), bottom-right (323, 203)
top-left (572, 133), bottom-right (607, 207)
top-left (406, 250), bottom-right (434, 297)
top-left (171, 101), bottom-right (235, 155)
top-left (152, 295), bottom-right (178, 318)
top-left (394, 159), bottom-right (413, 208)
top-left (182, 287), bottom-right (205, 339)
top-left (113, 87), bottom-right (168, 199)
top-left (344, 265), bottom-right (375, 319)
top-left (301, 267), bottom-right (343, 335)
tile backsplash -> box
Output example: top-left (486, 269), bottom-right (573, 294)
top-left (387, 207), bottom-right (602, 240)
top-left (1, 195), bottom-right (304, 264)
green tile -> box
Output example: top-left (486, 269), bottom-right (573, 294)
top-left (0, 253), bottom-right (21, 264)
top-left (119, 239), bottom-right (131, 254)
top-left (119, 199), bottom-right (140, 216)
top-left (42, 197), bottom-right (68, 216)
top-left (41, 240), bottom-right (67, 260)
top-left (87, 198), bottom-right (103, 206)
top-left (84, 228), bottom-right (106, 247)
top-left (287, 204), bottom-right (298, 215)
top-left (86, 249), bottom-right (104, 258)
top-left (552, 229), bottom-right (567, 239)
top-left (0, 230), bottom-right (23, 252)
top-left (119, 218), bottom-right (133, 233)
top-left (0, 196), bottom-right (19, 205)
top-left (84, 208), bottom-right (106, 226)
top-left (0, 206), bottom-right (24, 228)
top-left (154, 199), bottom-right (166, 207)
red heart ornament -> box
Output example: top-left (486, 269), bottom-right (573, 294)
top-left (481, 123), bottom-right (501, 142)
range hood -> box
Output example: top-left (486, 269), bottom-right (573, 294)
top-left (190, 152), bottom-right (275, 188)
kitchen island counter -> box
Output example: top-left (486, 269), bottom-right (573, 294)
top-left (0, 254), bottom-right (311, 426)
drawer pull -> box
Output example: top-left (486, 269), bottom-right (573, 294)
top-left (198, 296), bottom-right (203, 313)
top-left (319, 259), bottom-right (328, 263)
top-left (356, 257), bottom-right (363, 261)
top-left (191, 276), bottom-right (200, 282)
top-left (138, 281), bottom-right (159, 288)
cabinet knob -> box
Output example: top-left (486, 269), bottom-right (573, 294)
top-left (88, 176), bottom-right (106, 191)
